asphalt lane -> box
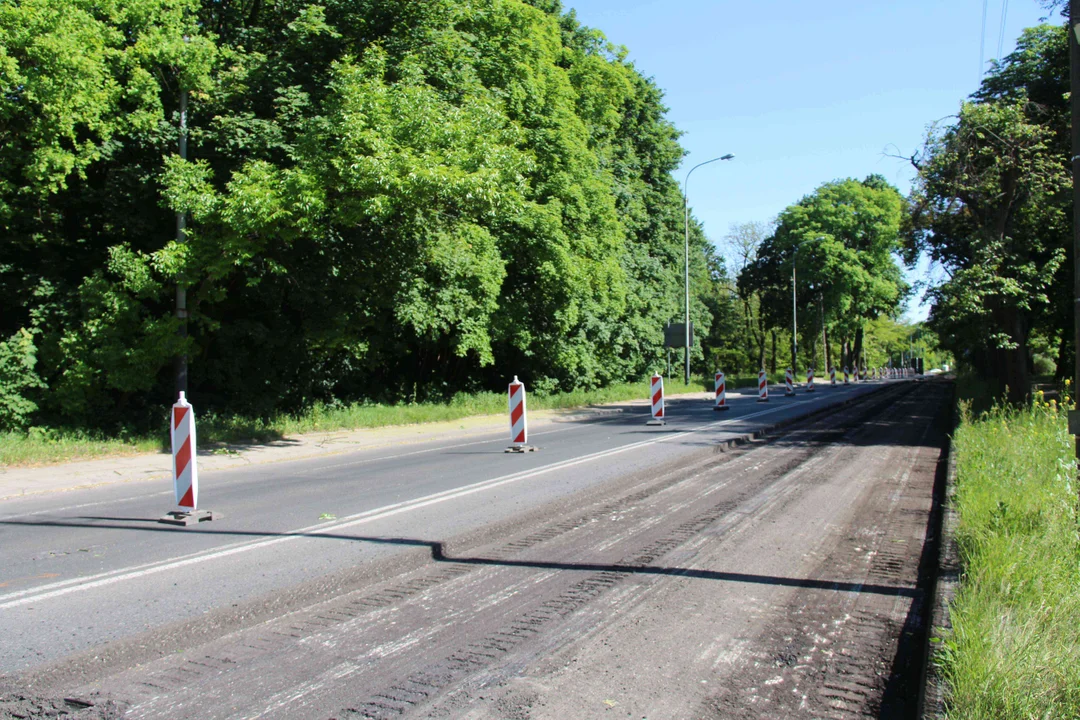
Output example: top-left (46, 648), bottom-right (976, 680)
top-left (0, 379), bottom-right (903, 673)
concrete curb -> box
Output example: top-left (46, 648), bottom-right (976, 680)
top-left (921, 401), bottom-right (961, 719)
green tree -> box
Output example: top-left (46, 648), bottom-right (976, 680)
top-left (1, 0), bottom-right (728, 427)
top-left (740, 176), bottom-right (908, 373)
top-left (909, 23), bottom-right (1069, 402)
top-left (723, 220), bottom-right (773, 371)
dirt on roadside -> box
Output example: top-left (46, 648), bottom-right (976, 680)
top-left (0, 676), bottom-right (124, 719)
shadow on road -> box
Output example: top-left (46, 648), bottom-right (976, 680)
top-left (1, 517), bottom-right (919, 600)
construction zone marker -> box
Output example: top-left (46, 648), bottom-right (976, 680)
top-left (159, 392), bottom-right (215, 526)
top-left (647, 374), bottom-right (666, 425)
top-left (506, 376), bottom-right (536, 452)
top-left (714, 370), bottom-right (728, 411)
top-left (784, 367), bottom-right (795, 396)
top-left (757, 369), bottom-right (769, 402)
top-left (806, 367), bottom-right (816, 392)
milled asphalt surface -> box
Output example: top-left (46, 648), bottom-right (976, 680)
top-left (0, 379), bottom-right (906, 678)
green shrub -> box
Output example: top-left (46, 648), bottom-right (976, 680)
top-left (0, 329), bottom-right (46, 430)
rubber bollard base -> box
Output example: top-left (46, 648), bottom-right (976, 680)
top-left (505, 445), bottom-right (538, 453)
top-left (645, 419), bottom-right (666, 426)
top-left (158, 509), bottom-right (216, 526)
top-left (713, 406), bottom-right (729, 411)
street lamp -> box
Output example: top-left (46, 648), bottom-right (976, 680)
top-left (791, 236), bottom-right (826, 374)
top-left (683, 153), bottom-right (734, 385)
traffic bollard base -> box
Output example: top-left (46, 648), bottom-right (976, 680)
top-left (158, 509), bottom-right (216, 526)
top-left (505, 445), bottom-right (538, 453)
top-left (645, 419), bottom-right (666, 426)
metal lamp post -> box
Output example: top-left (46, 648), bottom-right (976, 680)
top-left (683, 153), bottom-right (734, 385)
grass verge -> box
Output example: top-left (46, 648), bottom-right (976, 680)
top-left (941, 394), bottom-right (1080, 719)
top-left (2, 372), bottom-right (776, 468)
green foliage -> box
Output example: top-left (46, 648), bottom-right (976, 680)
top-left (0, 0), bottom-right (724, 428)
top-left (943, 398), bottom-right (1080, 719)
top-left (911, 24), bottom-right (1070, 402)
top-left (0, 329), bottom-right (47, 430)
top-left (738, 175), bottom-right (908, 371)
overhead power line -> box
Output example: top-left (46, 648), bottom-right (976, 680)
top-left (997, 0), bottom-right (1010, 60)
top-left (979, 0), bottom-right (989, 78)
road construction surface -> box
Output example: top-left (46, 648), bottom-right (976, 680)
top-left (0, 377), bottom-right (949, 719)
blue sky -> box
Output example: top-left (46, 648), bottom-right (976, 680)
top-left (564, 0), bottom-right (1058, 320)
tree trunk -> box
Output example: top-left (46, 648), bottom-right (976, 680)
top-left (1055, 333), bottom-right (1072, 383)
top-left (770, 330), bottom-right (777, 374)
top-left (822, 323), bottom-right (830, 370)
top-left (852, 326), bottom-right (864, 373)
top-left (1001, 305), bottom-right (1030, 405)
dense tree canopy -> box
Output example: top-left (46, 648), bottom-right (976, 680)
top-left (0, 0), bottom-right (724, 429)
top-left (739, 176), bottom-right (909, 373)
top-left (909, 23), bottom-right (1070, 402)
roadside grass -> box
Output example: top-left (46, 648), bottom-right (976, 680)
top-left (943, 393), bottom-right (1080, 719)
top-left (1, 372), bottom-right (775, 468)
top-left (0, 428), bottom-right (162, 467)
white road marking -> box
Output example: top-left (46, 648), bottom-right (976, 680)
top-left (0, 400), bottom-right (814, 609)
top-left (0, 402), bottom-right (651, 519)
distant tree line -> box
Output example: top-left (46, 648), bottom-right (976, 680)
top-left (729, 16), bottom-right (1076, 402)
top-left (728, 175), bottom-right (914, 378)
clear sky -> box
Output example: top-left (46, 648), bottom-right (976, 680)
top-left (564, 0), bottom-right (1059, 320)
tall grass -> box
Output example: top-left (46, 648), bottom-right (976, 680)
top-left (943, 393), bottom-right (1080, 719)
top-left (1, 374), bottom-right (752, 468)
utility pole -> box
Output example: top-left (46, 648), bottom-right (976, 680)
top-left (1070, 0), bottom-right (1080, 510)
top-left (175, 78), bottom-right (189, 397)
top-left (819, 291), bottom-right (828, 372)
top-left (791, 262), bottom-right (798, 373)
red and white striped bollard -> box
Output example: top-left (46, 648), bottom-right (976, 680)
top-left (784, 367), bottom-right (795, 396)
top-left (647, 373), bottom-right (665, 425)
top-left (806, 367), bottom-right (815, 392)
top-left (757, 368), bottom-right (769, 402)
top-left (714, 370), bottom-right (728, 411)
top-left (159, 391), bottom-right (214, 526)
top-left (506, 376), bottom-right (535, 452)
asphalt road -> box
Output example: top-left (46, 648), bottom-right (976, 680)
top-left (0, 377), bottom-right (940, 719)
